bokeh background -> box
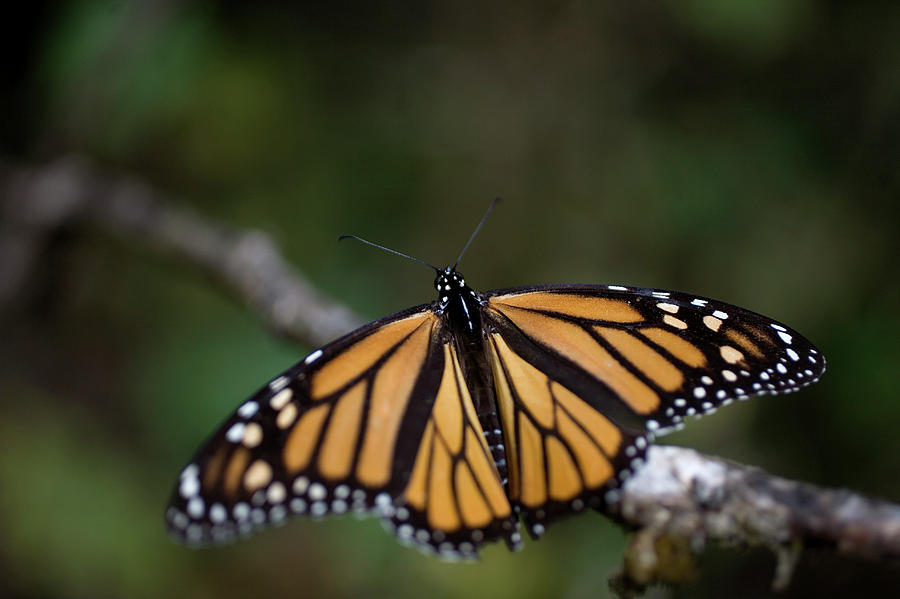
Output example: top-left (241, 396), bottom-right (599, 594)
top-left (2, 2), bottom-right (899, 598)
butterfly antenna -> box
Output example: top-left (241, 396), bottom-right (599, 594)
top-left (454, 197), bottom-right (501, 269)
top-left (338, 234), bottom-right (440, 272)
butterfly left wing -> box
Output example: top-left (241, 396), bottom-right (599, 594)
top-left (166, 305), bottom-right (517, 558)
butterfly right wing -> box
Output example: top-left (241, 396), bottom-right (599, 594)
top-left (482, 283), bottom-right (824, 538)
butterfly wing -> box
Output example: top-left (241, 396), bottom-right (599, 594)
top-left (166, 304), bottom-right (516, 558)
top-left (482, 283), bottom-right (825, 536)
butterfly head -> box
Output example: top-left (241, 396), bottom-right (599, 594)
top-left (435, 266), bottom-right (467, 293)
top-left (434, 266), bottom-right (475, 306)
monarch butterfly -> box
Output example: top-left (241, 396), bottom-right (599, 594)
top-left (166, 202), bottom-right (825, 558)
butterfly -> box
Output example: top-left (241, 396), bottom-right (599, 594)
top-left (166, 202), bottom-right (825, 559)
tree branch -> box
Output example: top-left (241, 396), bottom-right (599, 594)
top-left (611, 445), bottom-right (900, 593)
top-left (3, 156), bottom-right (898, 593)
top-left (1, 156), bottom-right (364, 346)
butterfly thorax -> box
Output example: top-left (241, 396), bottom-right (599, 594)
top-left (434, 267), bottom-right (483, 336)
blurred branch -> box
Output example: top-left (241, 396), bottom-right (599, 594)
top-left (0, 155), bottom-right (364, 346)
top-left (611, 445), bottom-right (900, 594)
top-left (3, 157), bottom-right (899, 594)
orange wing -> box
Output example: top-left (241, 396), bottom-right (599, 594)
top-left (392, 342), bottom-right (518, 556)
top-left (483, 284), bottom-right (824, 537)
top-left (487, 331), bottom-right (646, 537)
top-left (166, 307), bottom-right (516, 557)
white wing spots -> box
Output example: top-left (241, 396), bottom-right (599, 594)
top-left (174, 466), bottom-right (385, 545)
top-left (760, 371), bottom-right (770, 381)
top-left (225, 422), bottom-right (246, 444)
top-left (770, 323), bottom-right (787, 332)
top-left (674, 398), bottom-right (686, 407)
top-left (267, 482), bottom-right (287, 504)
top-left (270, 505), bottom-right (288, 524)
top-left (656, 302), bottom-right (679, 314)
top-left (712, 310), bottom-right (729, 319)
top-left (646, 419), bottom-right (660, 431)
top-left (786, 348), bottom-right (800, 362)
top-left (703, 315), bottom-right (723, 332)
top-left (269, 376), bottom-right (289, 391)
top-left (691, 298), bottom-right (708, 307)
top-left (693, 387), bottom-right (707, 399)
top-left (209, 503), bottom-right (227, 524)
top-left (651, 291), bottom-right (671, 299)
top-left (700, 376), bottom-right (713, 385)
top-left (304, 349), bottom-right (324, 364)
top-left (233, 502), bottom-right (250, 521)
top-left (311, 502), bottom-right (328, 518)
top-left (269, 388), bottom-right (293, 410)
top-left (242, 422), bottom-right (263, 448)
top-left (168, 508), bottom-right (188, 530)
top-left (722, 369), bottom-right (737, 382)
top-left (187, 497), bottom-right (205, 519)
top-left (720, 345), bottom-right (744, 364)
top-left (308, 483), bottom-right (327, 502)
top-left (663, 315), bottom-right (688, 330)
top-left (243, 460), bottom-right (273, 492)
top-left (776, 362), bottom-right (788, 374)
top-left (179, 471), bottom-right (200, 499)
top-left (276, 403), bottom-right (298, 429)
top-left (778, 331), bottom-right (793, 345)
top-left (292, 476), bottom-right (309, 495)
top-left (237, 401), bottom-right (259, 419)
top-left (608, 285), bottom-right (628, 291)
top-left (180, 464), bottom-right (199, 480)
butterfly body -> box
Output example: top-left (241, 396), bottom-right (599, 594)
top-left (167, 267), bottom-right (824, 559)
top-left (433, 268), bottom-right (510, 485)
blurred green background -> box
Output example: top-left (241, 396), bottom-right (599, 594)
top-left (2, 1), bottom-right (899, 597)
